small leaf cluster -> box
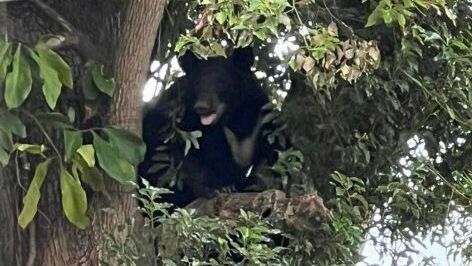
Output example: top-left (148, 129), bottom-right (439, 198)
top-left (105, 180), bottom-right (290, 265)
top-left (175, 0), bottom-right (291, 57)
top-left (271, 147), bottom-right (303, 189)
top-left (174, 0), bottom-right (381, 90)
top-left (365, 0), bottom-right (455, 29)
top-left (289, 23), bottom-right (381, 90)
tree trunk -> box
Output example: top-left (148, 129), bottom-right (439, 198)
top-left (0, 1), bottom-right (166, 265)
top-left (95, 0), bottom-right (166, 264)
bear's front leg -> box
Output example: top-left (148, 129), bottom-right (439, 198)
top-left (179, 154), bottom-right (218, 199)
top-left (223, 103), bottom-right (277, 168)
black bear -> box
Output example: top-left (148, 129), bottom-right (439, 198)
top-left (139, 47), bottom-right (275, 208)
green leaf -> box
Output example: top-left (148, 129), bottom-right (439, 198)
top-left (215, 12), bottom-right (227, 24)
top-left (67, 107), bottom-right (76, 123)
top-left (0, 128), bottom-right (13, 151)
top-left (74, 157), bottom-right (109, 197)
top-left (77, 144), bottom-right (95, 167)
top-left (93, 132), bottom-right (136, 183)
top-left (64, 130), bottom-right (82, 162)
top-left (0, 41), bottom-right (12, 82)
top-left (253, 30), bottom-right (267, 41)
top-left (60, 167), bottom-right (90, 229)
top-left (16, 144), bottom-right (47, 154)
top-left (18, 159), bottom-right (51, 229)
top-left (0, 128), bottom-right (13, 166)
top-left (365, 10), bottom-right (381, 27)
top-left (184, 139), bottom-right (191, 155)
top-left (351, 193), bottom-right (369, 211)
top-left (5, 44), bottom-right (32, 109)
top-left (0, 110), bottom-right (26, 138)
top-left (89, 62), bottom-right (115, 97)
top-left (36, 48), bottom-right (73, 88)
top-left (37, 112), bottom-right (73, 129)
top-left (103, 127), bottom-right (146, 165)
top-left (211, 43), bottom-right (226, 57)
top-left (397, 13), bottom-right (406, 28)
top-left (0, 146), bottom-right (9, 167)
top-left (382, 11), bottom-right (393, 24)
top-left (30, 50), bottom-right (63, 110)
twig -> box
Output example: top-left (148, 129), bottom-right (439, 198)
top-left (25, 222), bottom-right (37, 266)
top-left (29, 0), bottom-right (74, 33)
top-left (0, 2), bottom-right (7, 40)
top-left (321, 0), bottom-right (355, 37)
top-left (23, 111), bottom-right (64, 165)
top-left (14, 153), bottom-right (27, 192)
top-left (291, 0), bottom-right (309, 48)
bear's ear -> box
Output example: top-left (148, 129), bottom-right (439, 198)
top-left (179, 51), bottom-right (200, 74)
top-left (231, 47), bottom-right (254, 70)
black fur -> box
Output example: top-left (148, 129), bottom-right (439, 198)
top-left (139, 48), bottom-right (275, 207)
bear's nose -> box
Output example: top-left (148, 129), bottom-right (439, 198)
top-left (194, 101), bottom-right (213, 115)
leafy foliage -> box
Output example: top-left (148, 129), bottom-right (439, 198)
top-left (0, 40), bottom-right (145, 229)
top-left (103, 178), bottom-right (368, 265)
top-left (151, 0), bottom-right (472, 264)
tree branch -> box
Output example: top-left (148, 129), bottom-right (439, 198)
top-left (186, 190), bottom-right (330, 228)
top-left (29, 0), bottom-right (73, 33)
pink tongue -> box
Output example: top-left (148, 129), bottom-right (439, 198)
top-left (201, 113), bottom-right (217, 125)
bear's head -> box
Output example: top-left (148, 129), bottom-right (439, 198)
top-left (179, 47), bottom-right (255, 126)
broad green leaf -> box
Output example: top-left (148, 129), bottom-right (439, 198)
top-left (0, 147), bottom-right (9, 167)
top-left (18, 159), bottom-right (51, 229)
top-left (211, 43), bottom-right (226, 57)
top-left (60, 167), bottom-right (90, 229)
top-left (64, 130), bottom-right (82, 162)
top-left (0, 41), bottom-right (12, 82)
top-left (0, 128), bottom-right (12, 166)
top-left (0, 110), bottom-right (26, 138)
top-left (16, 144), bottom-right (47, 154)
top-left (77, 144), bottom-right (95, 167)
top-left (89, 62), bottom-right (115, 97)
top-left (30, 50), bottom-right (62, 110)
top-left (37, 112), bottom-right (73, 129)
top-left (103, 127), bottom-right (146, 165)
top-left (365, 11), bottom-right (380, 27)
top-left (93, 132), bottom-right (136, 183)
top-left (5, 44), bottom-right (32, 109)
top-left (36, 48), bottom-right (73, 88)
top-left (184, 140), bottom-right (191, 155)
top-left (74, 158), bottom-right (108, 197)
top-left (0, 128), bottom-right (13, 151)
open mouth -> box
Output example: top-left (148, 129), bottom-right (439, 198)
top-left (200, 113), bottom-right (217, 125)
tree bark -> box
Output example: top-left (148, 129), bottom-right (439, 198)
top-left (0, 1), bottom-right (166, 265)
top-left (96, 0), bottom-right (167, 264)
